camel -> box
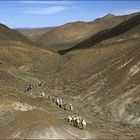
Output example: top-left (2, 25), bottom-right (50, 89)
top-left (30, 85), bottom-right (34, 89)
top-left (41, 91), bottom-right (45, 97)
top-left (35, 84), bottom-right (38, 87)
top-left (38, 81), bottom-right (42, 86)
top-left (81, 119), bottom-right (86, 130)
top-left (69, 104), bottom-right (73, 111)
top-left (24, 85), bottom-right (31, 92)
top-left (71, 115), bottom-right (76, 125)
top-left (75, 116), bottom-right (81, 128)
top-left (56, 98), bottom-right (60, 105)
top-left (68, 116), bottom-right (72, 124)
top-left (59, 99), bottom-right (63, 108)
top-left (52, 96), bottom-right (56, 102)
top-left (33, 85), bottom-right (36, 89)
top-left (63, 103), bottom-right (68, 110)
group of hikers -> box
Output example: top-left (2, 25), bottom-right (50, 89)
top-left (24, 82), bottom-right (87, 130)
top-left (24, 81), bottom-right (42, 92)
top-left (68, 115), bottom-right (87, 130)
top-left (39, 91), bottom-right (74, 112)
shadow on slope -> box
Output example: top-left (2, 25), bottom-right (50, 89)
top-left (59, 14), bottom-right (140, 54)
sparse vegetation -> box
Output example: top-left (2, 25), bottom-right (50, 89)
top-left (0, 12), bottom-right (140, 139)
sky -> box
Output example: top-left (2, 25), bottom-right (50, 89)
top-left (0, 0), bottom-right (140, 28)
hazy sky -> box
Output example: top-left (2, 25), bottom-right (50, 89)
top-left (0, 0), bottom-right (140, 28)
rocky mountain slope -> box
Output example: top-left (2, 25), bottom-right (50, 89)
top-left (17, 27), bottom-right (54, 40)
top-left (0, 12), bottom-right (140, 139)
top-left (18, 12), bottom-right (139, 51)
top-left (0, 24), bottom-right (32, 45)
top-left (59, 14), bottom-right (140, 54)
top-left (42, 13), bottom-right (140, 138)
top-left (0, 23), bottom-right (60, 94)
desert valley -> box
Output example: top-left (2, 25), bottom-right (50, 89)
top-left (0, 11), bottom-right (140, 139)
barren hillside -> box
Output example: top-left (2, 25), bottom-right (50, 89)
top-left (18, 27), bottom-right (54, 40)
top-left (18, 12), bottom-right (139, 51)
top-left (0, 12), bottom-right (140, 139)
top-left (59, 14), bottom-right (140, 54)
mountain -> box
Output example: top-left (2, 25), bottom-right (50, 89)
top-left (0, 12), bottom-right (140, 139)
top-left (0, 24), bottom-right (46, 48)
top-left (102, 13), bottom-right (116, 19)
top-left (18, 12), bottom-right (139, 52)
top-left (0, 24), bottom-right (32, 45)
top-left (17, 27), bottom-right (54, 40)
top-left (0, 24), bottom-right (64, 139)
top-left (0, 23), bottom-right (59, 83)
top-left (42, 14), bottom-right (140, 137)
top-left (53, 33), bottom-right (140, 131)
top-left (94, 13), bottom-right (116, 21)
top-left (58, 13), bottom-right (140, 54)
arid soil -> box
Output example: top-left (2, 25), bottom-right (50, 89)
top-left (0, 91), bottom-right (138, 139)
top-left (18, 12), bottom-right (139, 51)
top-left (0, 12), bottom-right (140, 139)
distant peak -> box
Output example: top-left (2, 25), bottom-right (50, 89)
top-left (103, 13), bottom-right (116, 19)
top-left (0, 23), bottom-right (8, 28)
top-left (0, 23), bottom-right (10, 30)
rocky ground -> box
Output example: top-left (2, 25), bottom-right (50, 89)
top-left (0, 90), bottom-right (139, 139)
top-left (0, 13), bottom-right (140, 139)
